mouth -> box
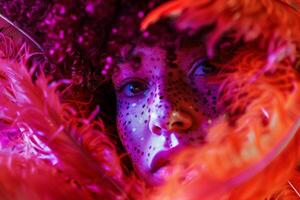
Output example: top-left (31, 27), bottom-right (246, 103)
top-left (148, 146), bottom-right (204, 185)
top-left (150, 151), bottom-right (171, 174)
top-left (150, 146), bottom-right (183, 175)
top-left (149, 153), bottom-right (174, 185)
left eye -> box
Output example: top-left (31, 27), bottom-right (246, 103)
top-left (120, 81), bottom-right (148, 97)
top-left (190, 59), bottom-right (219, 77)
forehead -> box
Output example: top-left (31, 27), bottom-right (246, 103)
top-left (112, 40), bottom-right (206, 81)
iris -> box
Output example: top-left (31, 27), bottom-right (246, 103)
top-left (190, 59), bottom-right (219, 77)
top-left (120, 80), bottom-right (148, 97)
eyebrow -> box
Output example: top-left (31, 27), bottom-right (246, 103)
top-left (115, 43), bottom-right (144, 72)
top-left (112, 53), bottom-right (143, 82)
top-left (117, 55), bottom-right (142, 75)
top-left (178, 32), bottom-right (206, 50)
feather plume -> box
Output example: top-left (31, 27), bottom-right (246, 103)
top-left (142, 3), bottom-right (300, 197)
top-left (0, 153), bottom-right (95, 200)
top-left (146, 49), bottom-right (300, 199)
top-left (1, 1), bottom-right (300, 199)
top-left (0, 33), bottom-right (142, 199)
top-left (142, 0), bottom-right (300, 70)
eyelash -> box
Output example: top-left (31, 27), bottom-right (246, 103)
top-left (189, 59), bottom-right (219, 77)
top-left (117, 78), bottom-right (149, 98)
top-left (116, 59), bottom-right (218, 97)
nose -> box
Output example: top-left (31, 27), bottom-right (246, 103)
top-left (148, 74), bottom-right (197, 137)
top-left (149, 109), bottom-right (193, 135)
top-left (168, 110), bottom-right (193, 132)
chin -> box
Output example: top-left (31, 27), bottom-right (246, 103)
top-left (134, 166), bottom-right (165, 186)
top-left (143, 172), bottom-right (166, 187)
top-left (140, 165), bottom-right (177, 187)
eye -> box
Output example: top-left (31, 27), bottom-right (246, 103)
top-left (119, 80), bottom-right (148, 97)
top-left (189, 59), bottom-right (219, 77)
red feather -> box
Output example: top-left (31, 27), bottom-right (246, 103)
top-left (0, 33), bottom-right (142, 199)
top-left (142, 0), bottom-right (300, 69)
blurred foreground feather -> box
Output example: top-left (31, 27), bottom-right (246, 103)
top-left (142, 0), bottom-right (300, 71)
top-left (142, 2), bottom-right (300, 199)
top-left (147, 55), bottom-right (300, 199)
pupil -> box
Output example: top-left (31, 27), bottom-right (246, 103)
top-left (202, 61), bottom-right (218, 74)
top-left (129, 82), bottom-right (143, 94)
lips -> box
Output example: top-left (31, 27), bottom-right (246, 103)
top-left (150, 151), bottom-right (171, 173)
top-left (150, 146), bottom-right (183, 174)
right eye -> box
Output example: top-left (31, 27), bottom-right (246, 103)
top-left (119, 80), bottom-right (148, 97)
top-left (189, 59), bottom-right (219, 77)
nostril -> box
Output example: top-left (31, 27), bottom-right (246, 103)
top-left (152, 125), bottom-right (162, 135)
top-left (169, 111), bottom-right (193, 132)
top-left (149, 110), bottom-right (193, 135)
top-left (169, 121), bottom-right (186, 132)
top-left (177, 121), bottom-right (184, 126)
top-left (172, 121), bottom-right (184, 128)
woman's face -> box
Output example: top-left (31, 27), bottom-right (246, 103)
top-left (112, 40), bottom-right (223, 185)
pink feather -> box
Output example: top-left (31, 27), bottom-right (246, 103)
top-left (0, 33), bottom-right (142, 199)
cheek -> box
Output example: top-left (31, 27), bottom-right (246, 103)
top-left (191, 79), bottom-right (220, 118)
top-left (116, 98), bottom-right (153, 163)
